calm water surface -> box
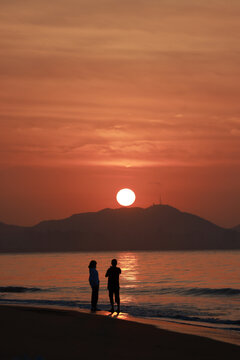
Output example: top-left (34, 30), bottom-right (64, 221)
top-left (0, 251), bottom-right (239, 335)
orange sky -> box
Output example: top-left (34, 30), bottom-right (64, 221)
top-left (0, 0), bottom-right (239, 227)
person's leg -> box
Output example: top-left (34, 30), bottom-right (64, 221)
top-left (115, 288), bottom-right (120, 313)
top-left (91, 287), bottom-right (95, 311)
top-left (91, 285), bottom-right (99, 311)
top-left (94, 285), bottom-right (99, 309)
top-left (108, 288), bottom-right (114, 312)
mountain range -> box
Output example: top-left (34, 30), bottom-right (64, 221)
top-left (0, 205), bottom-right (239, 253)
top-left (232, 224), bottom-right (240, 232)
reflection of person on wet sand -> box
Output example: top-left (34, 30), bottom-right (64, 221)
top-left (88, 260), bottom-right (99, 312)
top-left (105, 259), bottom-right (121, 314)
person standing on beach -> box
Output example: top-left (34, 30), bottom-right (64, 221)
top-left (105, 259), bottom-right (121, 314)
top-left (88, 260), bottom-right (99, 312)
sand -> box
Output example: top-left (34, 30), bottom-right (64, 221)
top-left (0, 305), bottom-right (239, 360)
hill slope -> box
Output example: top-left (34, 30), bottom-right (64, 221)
top-left (0, 205), bottom-right (239, 252)
top-left (232, 224), bottom-right (240, 232)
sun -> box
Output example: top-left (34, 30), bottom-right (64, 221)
top-left (116, 188), bottom-right (136, 206)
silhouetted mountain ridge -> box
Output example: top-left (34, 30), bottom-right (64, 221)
top-left (232, 224), bottom-right (240, 232)
top-left (0, 205), bottom-right (239, 252)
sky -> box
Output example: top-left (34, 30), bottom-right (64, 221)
top-left (0, 0), bottom-right (239, 227)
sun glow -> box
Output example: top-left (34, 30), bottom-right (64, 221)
top-left (116, 188), bottom-right (136, 206)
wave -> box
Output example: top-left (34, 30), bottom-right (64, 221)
top-left (181, 287), bottom-right (240, 296)
top-left (123, 304), bottom-right (240, 327)
top-left (153, 313), bottom-right (240, 327)
top-left (0, 298), bottom-right (239, 329)
top-left (0, 286), bottom-right (44, 293)
top-left (0, 298), bottom-right (88, 307)
top-left (2, 285), bottom-right (239, 298)
top-left (123, 286), bottom-right (240, 297)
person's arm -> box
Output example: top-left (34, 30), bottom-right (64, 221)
top-left (89, 270), bottom-right (94, 286)
top-left (95, 270), bottom-right (99, 285)
top-left (90, 269), bottom-right (99, 287)
top-left (105, 268), bottom-right (109, 277)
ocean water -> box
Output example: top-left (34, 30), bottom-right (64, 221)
top-left (0, 251), bottom-right (239, 339)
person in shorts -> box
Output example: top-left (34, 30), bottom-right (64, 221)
top-left (105, 259), bottom-right (121, 313)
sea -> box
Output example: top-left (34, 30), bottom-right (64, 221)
top-left (0, 250), bottom-right (239, 344)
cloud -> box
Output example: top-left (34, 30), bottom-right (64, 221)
top-left (0, 0), bottom-right (240, 168)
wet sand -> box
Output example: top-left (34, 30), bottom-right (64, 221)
top-left (0, 305), bottom-right (239, 360)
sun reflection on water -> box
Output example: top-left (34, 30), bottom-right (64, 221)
top-left (118, 253), bottom-right (139, 284)
top-left (117, 252), bottom-right (140, 304)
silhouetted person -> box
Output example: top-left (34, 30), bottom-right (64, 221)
top-left (105, 259), bottom-right (121, 313)
top-left (88, 260), bottom-right (99, 312)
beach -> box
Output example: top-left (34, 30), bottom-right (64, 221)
top-left (0, 305), bottom-right (239, 360)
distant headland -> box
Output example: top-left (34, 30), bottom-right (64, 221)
top-left (0, 205), bottom-right (239, 253)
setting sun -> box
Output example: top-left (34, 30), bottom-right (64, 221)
top-left (116, 188), bottom-right (136, 206)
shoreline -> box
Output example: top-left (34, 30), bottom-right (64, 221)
top-left (1, 301), bottom-right (239, 346)
top-left (0, 304), bottom-right (239, 360)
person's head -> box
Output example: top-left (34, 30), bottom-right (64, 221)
top-left (88, 260), bottom-right (97, 269)
top-left (111, 259), bottom-right (117, 267)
